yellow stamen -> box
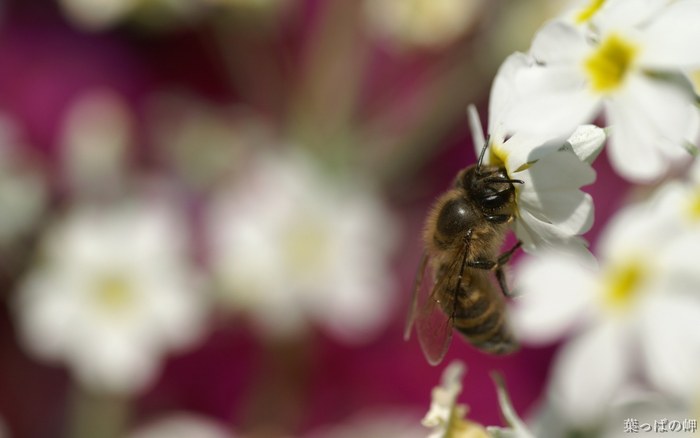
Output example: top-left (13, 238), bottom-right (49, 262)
top-left (94, 275), bottom-right (133, 313)
top-left (603, 260), bottom-right (646, 310)
top-left (489, 143), bottom-right (508, 169)
top-left (575, 0), bottom-right (606, 24)
top-left (686, 189), bottom-right (700, 221)
top-left (284, 221), bottom-right (331, 276)
top-left (584, 33), bottom-right (638, 93)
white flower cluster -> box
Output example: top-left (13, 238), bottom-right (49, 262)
top-left (14, 199), bottom-right (208, 394)
top-left (504, 0), bottom-right (700, 182)
top-left (477, 0), bottom-right (700, 432)
top-left (206, 149), bottom-right (398, 343)
top-left (9, 89), bottom-right (401, 399)
top-left (512, 161), bottom-right (700, 426)
top-left (422, 361), bottom-right (534, 438)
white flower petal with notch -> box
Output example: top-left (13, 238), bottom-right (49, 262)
top-left (639, 0), bottom-right (700, 69)
top-left (549, 320), bottom-right (631, 425)
top-left (637, 292), bottom-right (700, 400)
top-left (511, 250), bottom-right (598, 344)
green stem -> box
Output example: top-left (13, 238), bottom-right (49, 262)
top-left (68, 384), bottom-right (131, 438)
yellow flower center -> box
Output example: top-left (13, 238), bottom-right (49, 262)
top-left (685, 189), bottom-right (700, 222)
top-left (575, 0), bottom-right (606, 24)
top-left (94, 275), bottom-right (134, 313)
top-left (284, 220), bottom-right (331, 278)
top-left (691, 70), bottom-right (700, 95)
top-left (603, 259), bottom-right (647, 310)
top-left (584, 33), bottom-right (638, 93)
top-left (489, 143), bottom-right (508, 169)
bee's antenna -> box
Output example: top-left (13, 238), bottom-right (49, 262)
top-left (476, 134), bottom-right (490, 173)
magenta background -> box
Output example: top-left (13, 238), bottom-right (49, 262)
top-left (0, 1), bottom-right (631, 437)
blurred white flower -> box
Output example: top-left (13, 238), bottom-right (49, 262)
top-left (59, 0), bottom-right (198, 31)
top-left (61, 89), bottom-right (133, 197)
top-left (364, 0), bottom-right (485, 50)
top-left (205, 149), bottom-right (397, 343)
top-left (487, 375), bottom-right (536, 438)
top-left (502, 0), bottom-right (700, 181)
top-left (423, 361), bottom-right (534, 438)
top-left (511, 186), bottom-right (700, 424)
top-left (529, 385), bottom-right (698, 438)
top-left (422, 361), bottom-right (488, 438)
top-left (129, 413), bottom-right (233, 438)
top-left (14, 199), bottom-right (208, 394)
top-left (149, 95), bottom-right (272, 190)
top-left (59, 0), bottom-right (135, 30)
top-left (468, 55), bottom-right (604, 256)
top-left (0, 119), bottom-right (46, 248)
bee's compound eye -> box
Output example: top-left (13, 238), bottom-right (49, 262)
top-left (436, 198), bottom-right (472, 236)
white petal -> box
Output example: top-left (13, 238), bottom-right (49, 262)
top-left (639, 0), bottom-right (700, 69)
top-left (514, 209), bottom-right (594, 260)
top-left (468, 104), bottom-right (486, 157)
top-left (605, 75), bottom-right (694, 182)
top-left (505, 64), bottom-right (601, 138)
top-left (530, 20), bottom-right (589, 64)
top-left (593, 0), bottom-right (668, 31)
top-left (596, 196), bottom-right (677, 261)
top-left (562, 125), bottom-right (607, 164)
top-left (549, 321), bottom-right (630, 425)
top-left (516, 151), bottom-right (596, 232)
top-left (637, 293), bottom-right (700, 400)
top-left (489, 52), bottom-right (532, 137)
top-left (511, 251), bottom-right (598, 344)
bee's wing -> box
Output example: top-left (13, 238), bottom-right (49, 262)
top-left (405, 244), bottom-right (468, 366)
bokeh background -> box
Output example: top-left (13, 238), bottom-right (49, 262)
top-left (0, 1), bottom-right (632, 437)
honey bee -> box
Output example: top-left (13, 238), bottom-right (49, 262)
top-left (405, 141), bottom-right (522, 365)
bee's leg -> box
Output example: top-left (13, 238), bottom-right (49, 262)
top-left (485, 214), bottom-right (513, 224)
top-left (467, 259), bottom-right (496, 270)
top-left (482, 177), bottom-right (524, 185)
top-left (497, 241), bottom-right (522, 265)
top-left (495, 267), bottom-right (513, 297)
top-left (493, 241), bottom-right (522, 297)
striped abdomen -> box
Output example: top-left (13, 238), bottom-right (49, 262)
top-left (449, 272), bottom-right (518, 355)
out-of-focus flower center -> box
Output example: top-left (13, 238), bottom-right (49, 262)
top-left (603, 259), bottom-right (647, 310)
top-left (94, 275), bottom-right (134, 313)
top-left (685, 189), bottom-right (700, 222)
top-left (692, 70), bottom-right (700, 95)
top-left (584, 33), bottom-right (638, 93)
top-left (283, 220), bottom-right (332, 278)
top-left (575, 0), bottom-right (606, 24)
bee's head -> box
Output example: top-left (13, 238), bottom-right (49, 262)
top-left (458, 141), bottom-right (522, 214)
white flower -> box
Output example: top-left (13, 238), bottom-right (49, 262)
top-left (530, 385), bottom-right (698, 438)
top-left (502, 0), bottom-right (700, 181)
top-left (129, 413), bottom-right (233, 438)
top-left (468, 54), bottom-right (604, 256)
top-left (364, 0), bottom-right (485, 50)
top-left (205, 149), bottom-right (397, 343)
top-left (149, 95), bottom-right (273, 191)
top-left (422, 361), bottom-right (488, 438)
top-left (59, 0), bottom-right (197, 30)
top-left (511, 186), bottom-right (700, 425)
top-left (0, 118), bottom-right (46, 248)
top-left (423, 361), bottom-right (535, 438)
top-left (13, 199), bottom-right (208, 394)
top-left (487, 374), bottom-right (536, 438)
